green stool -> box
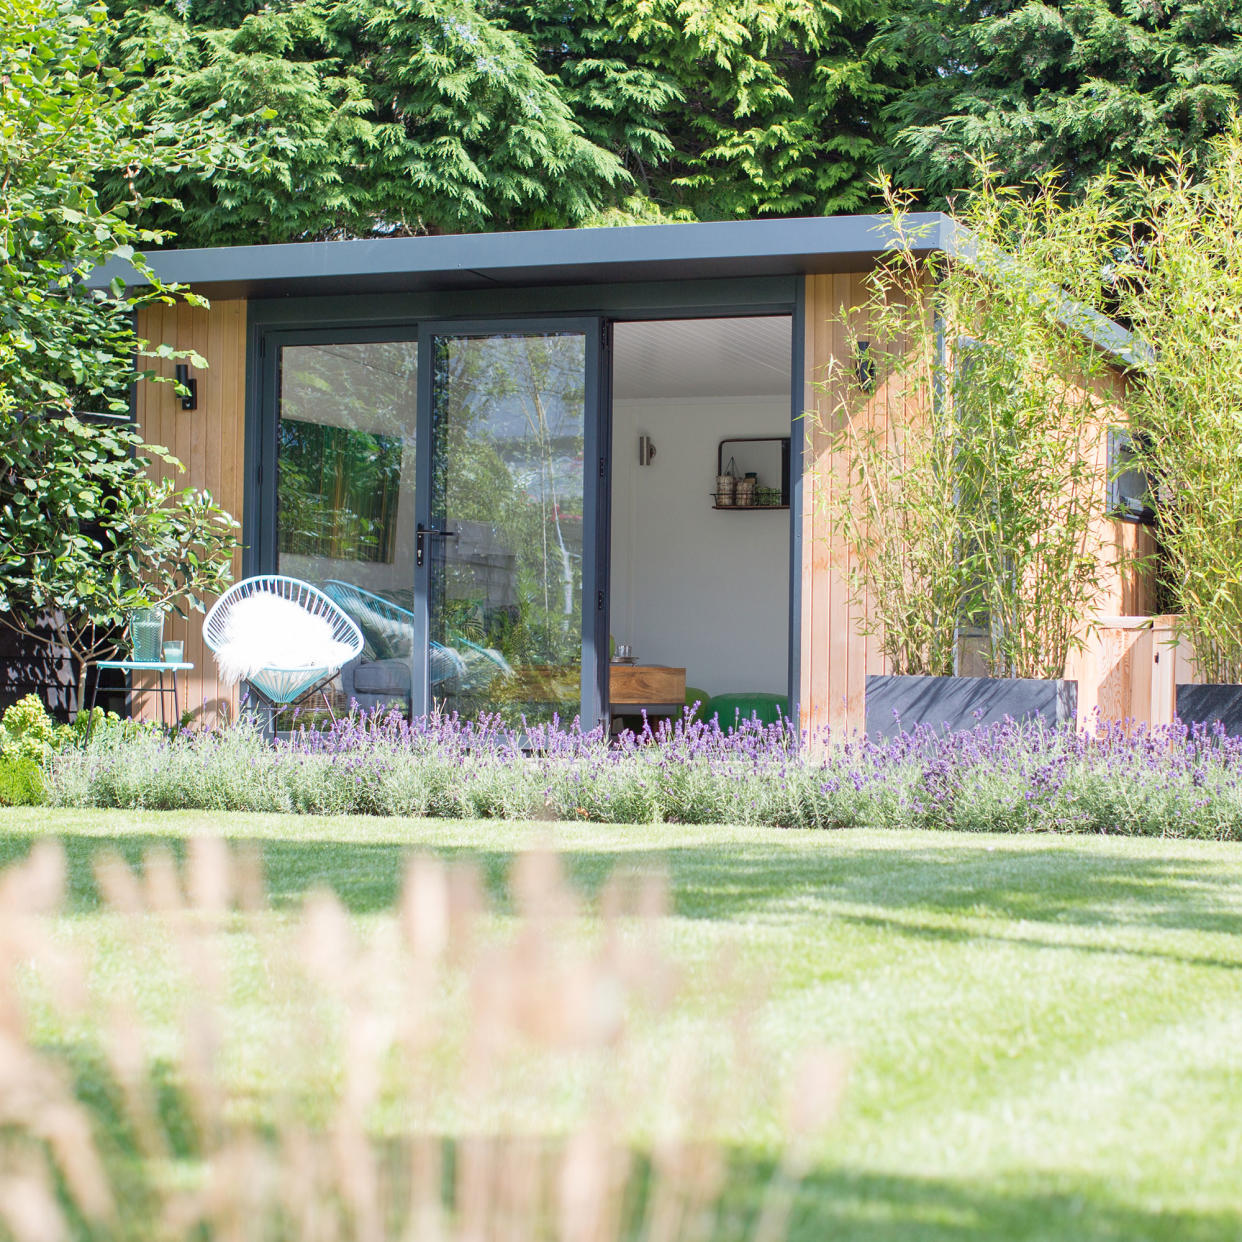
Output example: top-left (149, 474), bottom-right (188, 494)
top-left (705, 691), bottom-right (790, 730)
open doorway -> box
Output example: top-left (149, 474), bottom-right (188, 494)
top-left (609, 316), bottom-right (793, 729)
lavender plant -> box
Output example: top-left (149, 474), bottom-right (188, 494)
top-left (46, 708), bottom-right (1242, 839)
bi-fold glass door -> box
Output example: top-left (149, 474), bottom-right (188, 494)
top-left (268, 318), bottom-right (607, 727)
top-left (413, 320), bottom-right (606, 727)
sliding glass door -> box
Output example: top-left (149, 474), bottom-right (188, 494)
top-left (266, 319), bottom-right (605, 726)
top-left (274, 335), bottom-right (420, 719)
top-left (415, 322), bottom-right (605, 726)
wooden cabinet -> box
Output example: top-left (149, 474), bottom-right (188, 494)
top-left (609, 664), bottom-right (686, 712)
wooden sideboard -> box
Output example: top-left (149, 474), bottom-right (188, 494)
top-left (609, 664), bottom-right (686, 715)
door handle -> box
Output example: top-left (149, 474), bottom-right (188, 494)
top-left (416, 523), bottom-right (458, 567)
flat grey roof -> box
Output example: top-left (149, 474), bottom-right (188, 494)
top-left (90, 210), bottom-right (1142, 365)
top-left (90, 212), bottom-right (954, 298)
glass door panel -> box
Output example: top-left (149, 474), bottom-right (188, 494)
top-left (425, 331), bottom-right (587, 723)
top-left (276, 339), bottom-right (419, 718)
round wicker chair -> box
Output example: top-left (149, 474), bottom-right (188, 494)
top-left (204, 576), bottom-right (364, 727)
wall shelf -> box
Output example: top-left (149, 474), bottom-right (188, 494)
top-left (715, 435), bottom-right (792, 509)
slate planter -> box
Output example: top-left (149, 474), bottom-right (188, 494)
top-left (1175, 684), bottom-right (1242, 737)
top-left (865, 673), bottom-right (1078, 740)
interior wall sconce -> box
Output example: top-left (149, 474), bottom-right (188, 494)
top-left (174, 363), bottom-right (198, 411)
top-left (638, 433), bottom-right (657, 466)
top-left (856, 340), bottom-right (876, 393)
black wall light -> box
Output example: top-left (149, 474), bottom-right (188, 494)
top-left (174, 363), bottom-right (198, 411)
top-left (855, 340), bottom-right (876, 393)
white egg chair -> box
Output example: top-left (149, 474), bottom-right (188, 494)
top-left (203, 575), bottom-right (364, 728)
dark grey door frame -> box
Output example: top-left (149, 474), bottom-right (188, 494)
top-left (246, 280), bottom-right (802, 728)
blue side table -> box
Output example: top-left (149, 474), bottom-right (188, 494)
top-left (89, 660), bottom-right (195, 734)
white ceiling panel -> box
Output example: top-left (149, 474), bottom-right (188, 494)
top-left (613, 316), bottom-right (792, 399)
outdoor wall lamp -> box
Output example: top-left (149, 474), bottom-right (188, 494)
top-left (638, 433), bottom-right (657, 466)
top-left (174, 363), bottom-right (198, 411)
top-left (855, 340), bottom-right (876, 393)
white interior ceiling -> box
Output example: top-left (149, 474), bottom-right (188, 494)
top-left (612, 316), bottom-right (792, 399)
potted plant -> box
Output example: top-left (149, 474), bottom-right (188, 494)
top-left (816, 171), bottom-right (1127, 738)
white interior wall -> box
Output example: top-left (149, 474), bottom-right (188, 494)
top-left (609, 395), bottom-right (790, 698)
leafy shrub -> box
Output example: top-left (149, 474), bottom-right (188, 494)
top-left (0, 693), bottom-right (68, 760)
top-left (45, 708), bottom-right (1242, 839)
top-left (0, 754), bottom-right (43, 806)
top-left (0, 694), bottom-right (67, 805)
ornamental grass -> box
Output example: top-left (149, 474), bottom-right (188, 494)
top-left (0, 837), bottom-right (840, 1242)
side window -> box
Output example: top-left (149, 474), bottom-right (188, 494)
top-left (1107, 429), bottom-right (1156, 525)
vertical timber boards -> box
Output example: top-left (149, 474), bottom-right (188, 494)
top-left (133, 299), bottom-right (246, 725)
top-left (801, 273), bottom-right (894, 739)
top-left (1072, 616), bottom-right (1178, 730)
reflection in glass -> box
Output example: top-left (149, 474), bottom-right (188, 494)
top-left (278, 421), bottom-right (401, 564)
top-left (430, 333), bottom-right (586, 723)
top-left (277, 341), bottom-right (418, 718)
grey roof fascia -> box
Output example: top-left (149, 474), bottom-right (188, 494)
top-left (88, 207), bottom-right (1140, 364)
top-left (941, 219), bottom-right (1147, 369)
top-left (88, 212), bottom-right (953, 299)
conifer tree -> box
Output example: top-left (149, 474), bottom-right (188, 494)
top-left (882, 0), bottom-right (1242, 202)
top-left (103, 0), bottom-right (907, 240)
top-left (104, 0), bottom-right (632, 242)
top-left (505, 0), bottom-right (909, 219)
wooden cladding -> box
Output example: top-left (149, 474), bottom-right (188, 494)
top-left (800, 273), bottom-right (892, 739)
top-left (133, 299), bottom-right (246, 726)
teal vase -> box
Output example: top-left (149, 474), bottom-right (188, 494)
top-left (127, 607), bottom-right (165, 662)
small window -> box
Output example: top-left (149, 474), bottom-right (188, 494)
top-left (1108, 429), bottom-right (1156, 525)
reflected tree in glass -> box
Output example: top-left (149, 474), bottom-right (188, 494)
top-left (431, 333), bottom-right (586, 722)
top-left (275, 341), bottom-right (419, 725)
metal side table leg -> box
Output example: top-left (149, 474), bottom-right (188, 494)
top-left (85, 663), bottom-right (100, 744)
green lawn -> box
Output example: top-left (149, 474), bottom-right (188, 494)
top-left (2, 807), bottom-right (1241, 1241)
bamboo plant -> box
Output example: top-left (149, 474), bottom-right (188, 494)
top-left (1117, 120), bottom-right (1242, 684)
top-left (813, 170), bottom-right (1130, 681)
